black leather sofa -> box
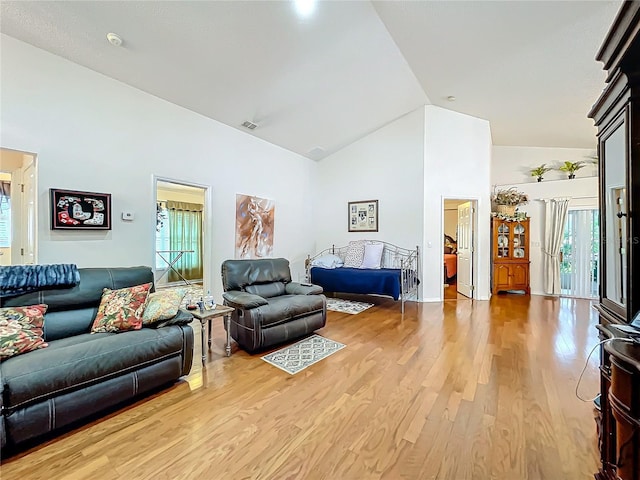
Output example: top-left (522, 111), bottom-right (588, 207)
top-left (0, 266), bottom-right (194, 449)
top-left (221, 258), bottom-right (326, 352)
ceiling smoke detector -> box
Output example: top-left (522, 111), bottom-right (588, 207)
top-left (241, 120), bottom-right (258, 130)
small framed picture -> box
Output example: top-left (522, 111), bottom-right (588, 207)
top-left (348, 200), bottom-right (378, 232)
top-left (50, 188), bottom-right (112, 230)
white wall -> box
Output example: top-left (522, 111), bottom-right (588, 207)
top-left (0, 35), bottom-right (317, 298)
top-left (314, 108), bottom-right (425, 259)
top-left (492, 146), bottom-right (597, 185)
top-left (424, 106), bottom-right (493, 301)
top-left (314, 106), bottom-right (492, 303)
top-left (492, 145), bottom-right (599, 296)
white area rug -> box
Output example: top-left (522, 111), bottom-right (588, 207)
top-left (262, 334), bottom-right (346, 375)
top-left (326, 298), bottom-right (374, 315)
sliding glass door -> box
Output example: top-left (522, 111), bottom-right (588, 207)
top-left (560, 209), bottom-right (599, 298)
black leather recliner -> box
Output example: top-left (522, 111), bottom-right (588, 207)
top-left (221, 258), bottom-right (327, 352)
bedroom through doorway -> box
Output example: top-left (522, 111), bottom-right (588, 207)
top-left (443, 198), bottom-right (476, 300)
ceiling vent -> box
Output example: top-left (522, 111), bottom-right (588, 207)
top-left (241, 120), bottom-right (258, 130)
top-left (308, 146), bottom-right (325, 159)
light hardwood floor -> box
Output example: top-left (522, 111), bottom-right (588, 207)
top-left (443, 278), bottom-right (468, 300)
top-left (1, 294), bottom-right (601, 480)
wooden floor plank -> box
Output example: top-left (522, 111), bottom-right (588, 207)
top-left (1, 294), bottom-right (601, 479)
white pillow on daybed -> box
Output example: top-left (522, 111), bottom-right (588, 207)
top-left (359, 242), bottom-right (384, 269)
top-left (311, 254), bottom-right (344, 269)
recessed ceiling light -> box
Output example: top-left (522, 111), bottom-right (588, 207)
top-left (106, 32), bottom-right (123, 47)
top-left (294, 0), bottom-right (316, 18)
top-left (447, 95), bottom-right (456, 102)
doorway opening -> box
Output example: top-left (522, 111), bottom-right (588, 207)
top-left (560, 208), bottom-right (599, 298)
top-left (154, 179), bottom-right (208, 290)
top-left (443, 198), bottom-right (477, 300)
top-left (0, 148), bottom-right (37, 266)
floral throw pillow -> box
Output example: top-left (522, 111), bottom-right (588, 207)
top-left (91, 283), bottom-right (152, 333)
top-left (0, 304), bottom-right (48, 360)
top-left (142, 288), bottom-right (186, 325)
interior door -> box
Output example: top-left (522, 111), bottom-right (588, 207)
top-left (7, 152), bottom-right (37, 265)
top-left (20, 158), bottom-right (37, 264)
top-left (457, 201), bottom-right (474, 298)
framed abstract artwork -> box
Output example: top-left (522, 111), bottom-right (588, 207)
top-left (348, 199), bottom-right (378, 232)
top-left (50, 188), bottom-right (112, 230)
top-left (235, 194), bottom-right (275, 259)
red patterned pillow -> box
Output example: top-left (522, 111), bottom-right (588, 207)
top-left (91, 283), bottom-right (152, 333)
top-left (0, 304), bottom-right (48, 360)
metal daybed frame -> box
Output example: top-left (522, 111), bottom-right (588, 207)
top-left (305, 241), bottom-right (420, 313)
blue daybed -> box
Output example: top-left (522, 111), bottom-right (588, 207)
top-left (305, 241), bottom-right (419, 313)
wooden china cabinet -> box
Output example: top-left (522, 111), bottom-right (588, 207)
top-left (588, 2), bottom-right (640, 480)
top-left (491, 216), bottom-right (530, 295)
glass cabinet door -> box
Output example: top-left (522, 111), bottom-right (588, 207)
top-left (513, 222), bottom-right (526, 259)
top-left (497, 222), bottom-right (510, 258)
top-left (602, 119), bottom-right (627, 312)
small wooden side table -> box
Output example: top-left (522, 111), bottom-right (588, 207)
top-left (187, 304), bottom-right (235, 365)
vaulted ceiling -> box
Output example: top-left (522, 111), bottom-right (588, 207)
top-left (0, 1), bottom-right (622, 160)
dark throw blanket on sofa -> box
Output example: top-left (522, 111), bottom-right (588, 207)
top-left (0, 264), bottom-right (80, 297)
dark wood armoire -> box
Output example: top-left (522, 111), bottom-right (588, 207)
top-left (588, 2), bottom-right (640, 479)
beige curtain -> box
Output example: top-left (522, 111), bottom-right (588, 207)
top-left (543, 198), bottom-right (570, 295)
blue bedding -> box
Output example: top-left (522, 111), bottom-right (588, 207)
top-left (310, 267), bottom-right (402, 300)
